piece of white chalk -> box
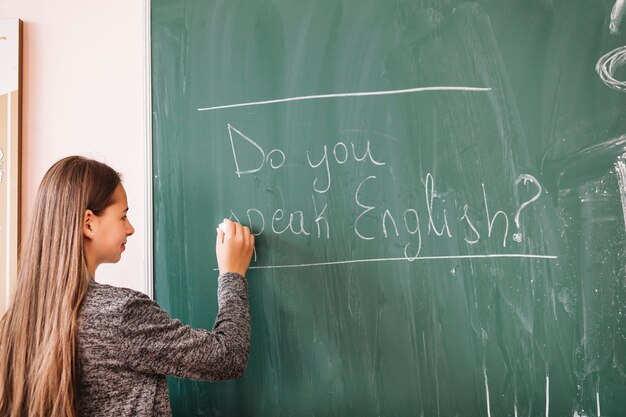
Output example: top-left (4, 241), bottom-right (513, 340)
top-left (218, 222), bottom-right (227, 233)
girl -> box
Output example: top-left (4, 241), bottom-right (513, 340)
top-left (0, 156), bottom-right (254, 417)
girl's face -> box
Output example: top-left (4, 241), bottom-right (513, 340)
top-left (85, 184), bottom-right (135, 268)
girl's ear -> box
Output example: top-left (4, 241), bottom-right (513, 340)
top-left (83, 210), bottom-right (96, 239)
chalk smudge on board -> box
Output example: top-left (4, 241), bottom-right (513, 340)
top-left (610, 0), bottom-right (626, 34)
top-left (616, 155), bottom-right (626, 230)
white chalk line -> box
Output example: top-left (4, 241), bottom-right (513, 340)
top-left (212, 253), bottom-right (558, 271)
top-left (484, 365), bottom-right (492, 417)
top-left (546, 374), bottom-right (550, 417)
top-left (198, 86), bottom-right (492, 112)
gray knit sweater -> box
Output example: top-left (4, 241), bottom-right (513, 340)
top-left (76, 272), bottom-right (250, 416)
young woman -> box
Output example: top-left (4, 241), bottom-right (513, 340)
top-left (0, 156), bottom-right (254, 417)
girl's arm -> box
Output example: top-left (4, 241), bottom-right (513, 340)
top-left (119, 271), bottom-right (250, 381)
top-left (119, 219), bottom-right (254, 380)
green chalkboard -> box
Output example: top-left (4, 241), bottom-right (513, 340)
top-left (152, 1), bottom-right (626, 415)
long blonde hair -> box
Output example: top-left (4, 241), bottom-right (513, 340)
top-left (0, 156), bottom-right (121, 417)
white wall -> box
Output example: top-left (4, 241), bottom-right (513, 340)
top-left (0, 1), bottom-right (150, 293)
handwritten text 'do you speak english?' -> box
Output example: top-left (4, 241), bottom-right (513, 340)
top-left (225, 124), bottom-right (543, 260)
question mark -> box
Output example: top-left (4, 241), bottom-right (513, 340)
top-left (512, 174), bottom-right (542, 242)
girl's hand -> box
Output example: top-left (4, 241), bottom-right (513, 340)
top-left (215, 219), bottom-right (255, 277)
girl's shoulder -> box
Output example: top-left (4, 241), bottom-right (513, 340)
top-left (87, 279), bottom-right (146, 299)
top-left (81, 280), bottom-right (150, 321)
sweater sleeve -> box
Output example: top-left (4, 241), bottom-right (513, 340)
top-left (119, 272), bottom-right (250, 381)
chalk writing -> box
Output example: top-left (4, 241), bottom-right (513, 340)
top-left (306, 140), bottom-right (384, 193)
top-left (483, 183), bottom-right (510, 247)
top-left (513, 174), bottom-right (542, 242)
top-left (214, 78), bottom-right (554, 268)
top-left (228, 123), bottom-right (387, 193)
top-left (228, 123), bottom-right (285, 177)
top-left (224, 123), bottom-right (549, 264)
top-left (425, 172), bottom-right (452, 237)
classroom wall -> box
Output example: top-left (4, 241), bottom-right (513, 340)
top-left (0, 1), bottom-right (150, 293)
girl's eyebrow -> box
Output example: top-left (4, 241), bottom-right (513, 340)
top-left (123, 208), bottom-right (129, 213)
